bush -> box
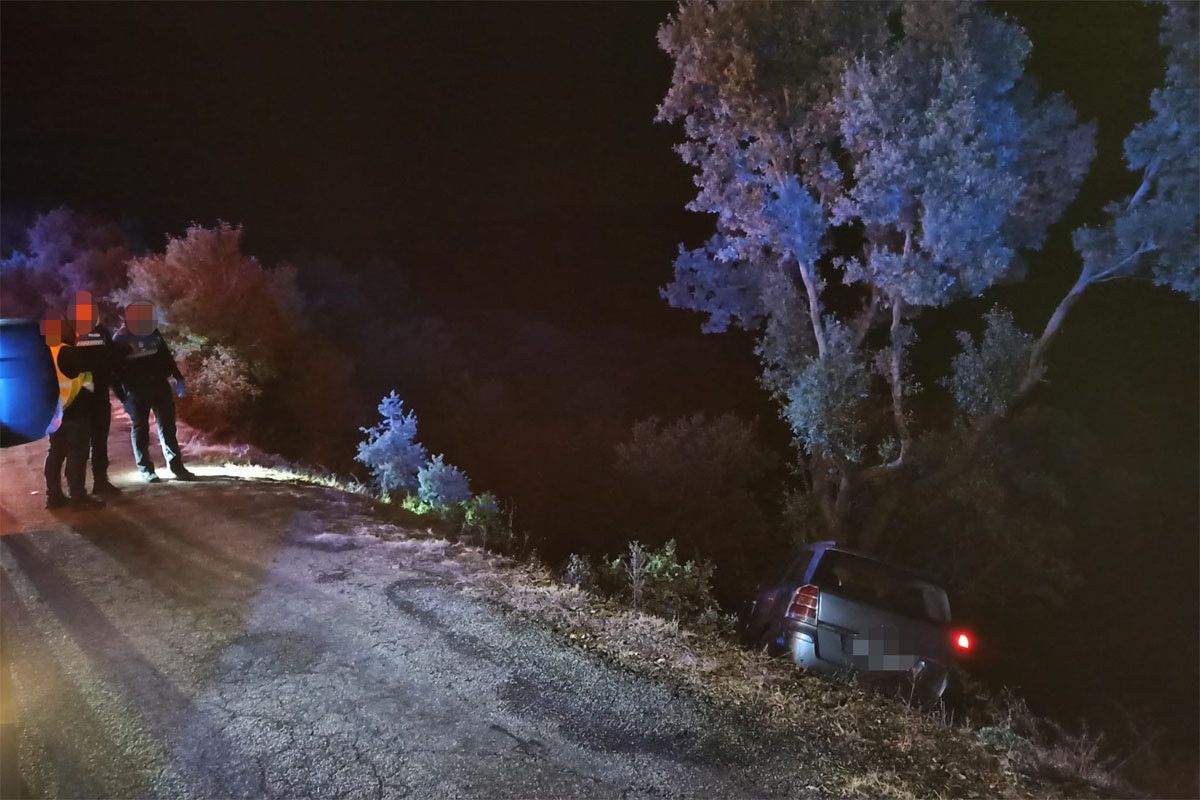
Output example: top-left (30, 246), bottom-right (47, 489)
top-left (114, 222), bottom-right (356, 463)
top-left (417, 454), bottom-right (471, 510)
top-left (594, 540), bottom-right (719, 620)
top-left (614, 413), bottom-right (778, 603)
top-left (461, 492), bottom-right (502, 546)
top-left (186, 343), bottom-right (262, 430)
top-left (563, 553), bottom-right (592, 589)
top-left (356, 392), bottom-right (428, 496)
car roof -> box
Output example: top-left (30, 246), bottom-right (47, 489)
top-left (813, 543), bottom-right (944, 587)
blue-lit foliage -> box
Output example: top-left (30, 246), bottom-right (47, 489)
top-left (657, 0), bottom-right (1198, 548)
top-left (784, 322), bottom-right (871, 463)
top-left (356, 391), bottom-right (428, 495)
top-left (945, 308), bottom-right (1034, 419)
top-left (417, 454), bottom-right (471, 510)
top-left (657, 2), bottom-right (1095, 455)
top-left (1073, 2), bottom-right (1199, 299)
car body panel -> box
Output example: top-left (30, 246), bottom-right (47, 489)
top-left (740, 543), bottom-right (957, 705)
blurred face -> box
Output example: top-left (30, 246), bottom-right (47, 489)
top-left (125, 302), bottom-right (158, 336)
top-left (68, 290), bottom-right (98, 332)
top-left (41, 318), bottom-right (65, 347)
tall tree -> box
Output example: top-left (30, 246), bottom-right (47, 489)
top-left (657, 1), bottom-right (1198, 549)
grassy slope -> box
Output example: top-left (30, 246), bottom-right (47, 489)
top-left (178, 423), bottom-right (1134, 799)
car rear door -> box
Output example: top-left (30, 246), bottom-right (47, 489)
top-left (809, 551), bottom-right (952, 672)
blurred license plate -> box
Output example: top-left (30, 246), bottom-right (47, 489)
top-left (847, 628), bottom-right (917, 672)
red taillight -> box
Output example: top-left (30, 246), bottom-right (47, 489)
top-left (785, 584), bottom-right (820, 624)
top-left (953, 630), bottom-right (973, 652)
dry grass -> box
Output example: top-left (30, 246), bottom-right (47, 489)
top-left (455, 562), bottom-right (1044, 798)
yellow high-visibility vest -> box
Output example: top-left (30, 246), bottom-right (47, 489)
top-left (46, 344), bottom-right (94, 434)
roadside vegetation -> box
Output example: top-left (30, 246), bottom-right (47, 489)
top-left (2, 1), bottom-right (1194, 796)
top-left (175, 402), bottom-right (1151, 798)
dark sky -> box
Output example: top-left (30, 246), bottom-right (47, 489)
top-left (1, 2), bottom-right (702, 332)
top-left (3, 0), bottom-right (1197, 756)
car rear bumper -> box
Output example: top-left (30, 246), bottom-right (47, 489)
top-left (784, 628), bottom-right (950, 701)
top-left (785, 628), bottom-right (844, 676)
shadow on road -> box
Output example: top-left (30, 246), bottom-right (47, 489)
top-left (1, 567), bottom-right (126, 797)
top-left (0, 534), bottom-right (263, 797)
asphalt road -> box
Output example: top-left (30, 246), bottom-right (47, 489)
top-left (0, 416), bottom-right (830, 800)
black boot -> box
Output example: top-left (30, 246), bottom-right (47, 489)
top-left (93, 477), bottom-right (124, 495)
top-left (170, 465), bottom-right (196, 481)
top-left (45, 493), bottom-right (68, 510)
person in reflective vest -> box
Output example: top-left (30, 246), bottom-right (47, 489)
top-left (42, 317), bottom-right (104, 511)
top-left (113, 302), bottom-right (194, 482)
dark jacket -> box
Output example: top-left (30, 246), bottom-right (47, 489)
top-left (76, 323), bottom-right (127, 403)
top-left (113, 327), bottom-right (184, 389)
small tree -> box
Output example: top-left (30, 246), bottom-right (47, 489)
top-left (356, 392), bottom-right (428, 496)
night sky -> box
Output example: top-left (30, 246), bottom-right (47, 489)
top-left (3, 0), bottom-right (1196, 761)
top-left (2, 2), bottom-right (701, 331)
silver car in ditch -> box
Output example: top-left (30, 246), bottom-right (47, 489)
top-left (738, 541), bottom-right (973, 709)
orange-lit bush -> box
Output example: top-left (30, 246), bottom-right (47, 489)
top-left (115, 223), bottom-right (356, 464)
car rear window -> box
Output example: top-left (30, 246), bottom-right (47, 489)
top-left (811, 551), bottom-right (951, 624)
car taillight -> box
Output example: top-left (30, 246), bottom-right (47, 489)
top-left (785, 584), bottom-right (819, 624)
top-left (952, 630), bottom-right (973, 653)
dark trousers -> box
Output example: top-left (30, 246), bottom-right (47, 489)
top-left (123, 381), bottom-right (183, 475)
top-left (45, 414), bottom-right (90, 500)
top-left (91, 397), bottom-right (113, 481)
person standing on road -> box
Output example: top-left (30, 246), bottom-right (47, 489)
top-left (114, 302), bottom-right (195, 483)
top-left (70, 291), bottom-right (128, 495)
top-left (41, 315), bottom-right (105, 511)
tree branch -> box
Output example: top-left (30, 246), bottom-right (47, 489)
top-left (933, 265), bottom-right (1094, 483)
top-left (851, 288), bottom-right (883, 348)
top-left (1125, 156), bottom-right (1161, 212)
top-left (795, 259), bottom-right (828, 359)
top-left (810, 458), bottom-right (839, 532)
top-left (887, 296), bottom-right (912, 464)
top-left (1014, 271), bottom-right (1091, 403)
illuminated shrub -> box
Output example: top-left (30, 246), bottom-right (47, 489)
top-left (563, 553), bottom-right (592, 589)
top-left (417, 454), bottom-right (471, 510)
top-left (115, 222), bottom-right (355, 462)
top-left (356, 392), bottom-right (428, 496)
top-left (461, 492), bottom-right (502, 545)
top-left (594, 540), bottom-right (718, 620)
top-left (945, 307), bottom-right (1036, 418)
top-left (186, 343), bottom-right (262, 433)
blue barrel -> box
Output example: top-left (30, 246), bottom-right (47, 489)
top-left (0, 319), bottom-right (58, 448)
